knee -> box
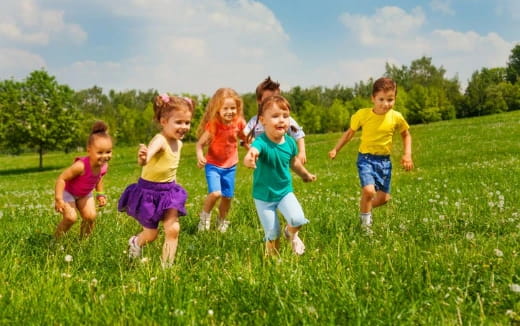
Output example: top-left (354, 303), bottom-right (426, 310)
top-left (164, 222), bottom-right (180, 239)
top-left (362, 187), bottom-right (376, 199)
top-left (209, 191), bottom-right (222, 200)
top-left (62, 210), bottom-right (78, 224)
top-left (81, 211), bottom-right (97, 223)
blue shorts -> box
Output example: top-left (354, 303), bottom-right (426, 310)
top-left (254, 192), bottom-right (309, 241)
top-left (205, 163), bottom-right (237, 198)
top-left (357, 153), bottom-right (392, 193)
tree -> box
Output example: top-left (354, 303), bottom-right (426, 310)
top-left (1, 70), bottom-right (81, 168)
top-left (463, 67), bottom-right (507, 117)
top-left (506, 43), bottom-right (520, 84)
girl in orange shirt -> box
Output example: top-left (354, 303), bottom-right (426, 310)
top-left (196, 88), bottom-right (249, 233)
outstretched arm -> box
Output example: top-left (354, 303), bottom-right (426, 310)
top-left (290, 156), bottom-right (316, 182)
top-left (243, 147), bottom-right (260, 169)
top-left (328, 128), bottom-right (356, 159)
top-left (196, 131), bottom-right (211, 168)
top-left (400, 129), bottom-right (414, 171)
top-left (295, 137), bottom-right (307, 165)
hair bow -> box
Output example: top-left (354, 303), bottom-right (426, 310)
top-left (183, 97), bottom-right (192, 106)
top-left (160, 93), bottom-right (170, 103)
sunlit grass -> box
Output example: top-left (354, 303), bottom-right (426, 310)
top-left (0, 111), bottom-right (519, 324)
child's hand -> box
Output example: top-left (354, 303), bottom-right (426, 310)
top-left (197, 154), bottom-right (207, 169)
top-left (55, 199), bottom-right (66, 213)
top-left (244, 150), bottom-right (259, 169)
top-left (302, 173), bottom-right (316, 182)
top-left (138, 144), bottom-right (147, 165)
top-left (328, 149), bottom-right (337, 159)
top-left (97, 196), bottom-right (107, 207)
top-left (401, 155), bottom-right (414, 171)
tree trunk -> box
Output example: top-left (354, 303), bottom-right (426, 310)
top-left (39, 145), bottom-right (43, 169)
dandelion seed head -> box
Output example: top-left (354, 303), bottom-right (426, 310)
top-left (208, 309), bottom-right (214, 316)
top-left (509, 283), bottom-right (520, 293)
top-left (465, 232), bottom-right (475, 240)
top-left (64, 254), bottom-right (73, 262)
top-left (493, 249), bottom-right (504, 257)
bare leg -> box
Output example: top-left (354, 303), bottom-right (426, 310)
top-left (203, 191), bottom-right (222, 214)
top-left (218, 197), bottom-right (232, 219)
top-left (372, 191), bottom-right (391, 208)
top-left (54, 202), bottom-right (78, 238)
top-left (77, 196), bottom-right (97, 238)
top-left (162, 210), bottom-right (180, 266)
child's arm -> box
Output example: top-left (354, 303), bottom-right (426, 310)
top-left (295, 138), bottom-right (306, 164)
top-left (140, 136), bottom-right (165, 166)
top-left (95, 178), bottom-right (107, 207)
top-left (400, 129), bottom-right (414, 171)
top-left (243, 147), bottom-right (260, 169)
top-left (196, 131), bottom-right (211, 168)
top-left (137, 144), bottom-right (147, 166)
top-left (290, 156), bottom-right (316, 182)
top-left (237, 129), bottom-right (251, 150)
top-left (54, 161), bottom-right (84, 213)
top-left (328, 128), bottom-right (356, 159)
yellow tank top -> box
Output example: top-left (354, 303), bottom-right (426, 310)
top-left (141, 134), bottom-right (181, 182)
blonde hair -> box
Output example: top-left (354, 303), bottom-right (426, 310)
top-left (196, 88), bottom-right (244, 138)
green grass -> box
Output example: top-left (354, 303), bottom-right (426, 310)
top-left (1, 111), bottom-right (519, 325)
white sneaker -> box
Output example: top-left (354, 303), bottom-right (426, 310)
top-left (284, 226), bottom-right (305, 255)
top-left (197, 212), bottom-right (211, 231)
top-left (216, 219), bottom-right (230, 233)
top-left (128, 235), bottom-right (141, 258)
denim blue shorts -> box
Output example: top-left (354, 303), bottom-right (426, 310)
top-left (205, 163), bottom-right (237, 198)
top-left (357, 153), bottom-right (392, 193)
top-left (254, 192), bottom-right (309, 241)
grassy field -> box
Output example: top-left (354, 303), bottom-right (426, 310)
top-left (0, 111), bottom-right (519, 325)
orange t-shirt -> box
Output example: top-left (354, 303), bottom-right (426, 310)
top-left (206, 119), bottom-right (245, 168)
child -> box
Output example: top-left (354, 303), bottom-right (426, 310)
top-left (244, 76), bottom-right (307, 164)
top-left (196, 88), bottom-right (249, 233)
top-left (243, 95), bottom-right (316, 256)
top-left (118, 94), bottom-right (194, 267)
top-left (328, 77), bottom-right (413, 232)
top-left (54, 121), bottom-right (112, 238)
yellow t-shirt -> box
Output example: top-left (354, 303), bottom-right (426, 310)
top-left (350, 108), bottom-right (409, 155)
top-left (141, 134), bottom-right (181, 183)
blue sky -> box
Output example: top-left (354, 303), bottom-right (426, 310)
top-left (1, 0), bottom-right (518, 95)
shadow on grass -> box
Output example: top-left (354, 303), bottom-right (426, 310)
top-left (0, 166), bottom-right (60, 176)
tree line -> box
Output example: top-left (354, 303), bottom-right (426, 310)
top-left (1, 44), bottom-right (519, 168)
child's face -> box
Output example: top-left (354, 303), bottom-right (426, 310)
top-left (87, 137), bottom-right (112, 167)
top-left (161, 109), bottom-right (192, 140)
top-left (371, 89), bottom-right (396, 114)
top-left (219, 98), bottom-right (238, 124)
top-left (259, 104), bottom-right (290, 141)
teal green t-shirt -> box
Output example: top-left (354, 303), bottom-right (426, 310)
top-left (252, 133), bottom-right (297, 202)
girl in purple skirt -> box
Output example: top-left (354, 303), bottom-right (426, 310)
top-left (118, 94), bottom-right (194, 267)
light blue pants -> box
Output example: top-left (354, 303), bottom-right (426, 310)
top-left (254, 192), bottom-right (309, 241)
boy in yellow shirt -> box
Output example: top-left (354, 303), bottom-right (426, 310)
top-left (329, 77), bottom-right (413, 232)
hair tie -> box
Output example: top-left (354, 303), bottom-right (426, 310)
top-left (160, 93), bottom-right (170, 103)
top-left (183, 97), bottom-right (192, 106)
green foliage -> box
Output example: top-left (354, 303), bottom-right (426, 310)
top-left (506, 43), bottom-right (520, 84)
top-left (0, 112), bottom-right (519, 324)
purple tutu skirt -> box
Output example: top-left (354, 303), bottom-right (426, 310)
top-left (118, 178), bottom-right (187, 229)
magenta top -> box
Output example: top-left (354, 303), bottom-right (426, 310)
top-left (65, 156), bottom-right (108, 197)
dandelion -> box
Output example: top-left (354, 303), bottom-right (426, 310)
top-left (465, 232), bottom-right (475, 240)
top-left (91, 278), bottom-right (98, 286)
top-left (493, 249), bottom-right (504, 257)
top-left (140, 257), bottom-right (150, 264)
top-left (61, 273), bottom-right (72, 278)
top-left (208, 309), bottom-right (214, 316)
top-left (509, 284), bottom-right (520, 293)
top-left (64, 254), bottom-right (73, 262)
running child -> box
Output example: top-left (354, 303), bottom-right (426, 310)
top-left (328, 77), bottom-right (413, 232)
top-left (54, 121), bottom-right (112, 238)
top-left (118, 94), bottom-right (194, 267)
top-left (244, 76), bottom-right (307, 163)
top-left (244, 95), bottom-right (316, 256)
top-left (196, 88), bottom-right (249, 233)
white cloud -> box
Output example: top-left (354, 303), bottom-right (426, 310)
top-left (0, 48), bottom-right (46, 78)
top-left (429, 0), bottom-right (455, 16)
top-left (338, 6), bottom-right (514, 87)
top-left (0, 0), bottom-right (86, 45)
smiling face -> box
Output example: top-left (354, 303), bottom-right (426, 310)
top-left (259, 103), bottom-right (290, 143)
top-left (218, 97), bottom-right (238, 124)
top-left (87, 136), bottom-right (112, 167)
top-left (160, 108), bottom-right (192, 140)
top-left (371, 89), bottom-right (396, 115)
